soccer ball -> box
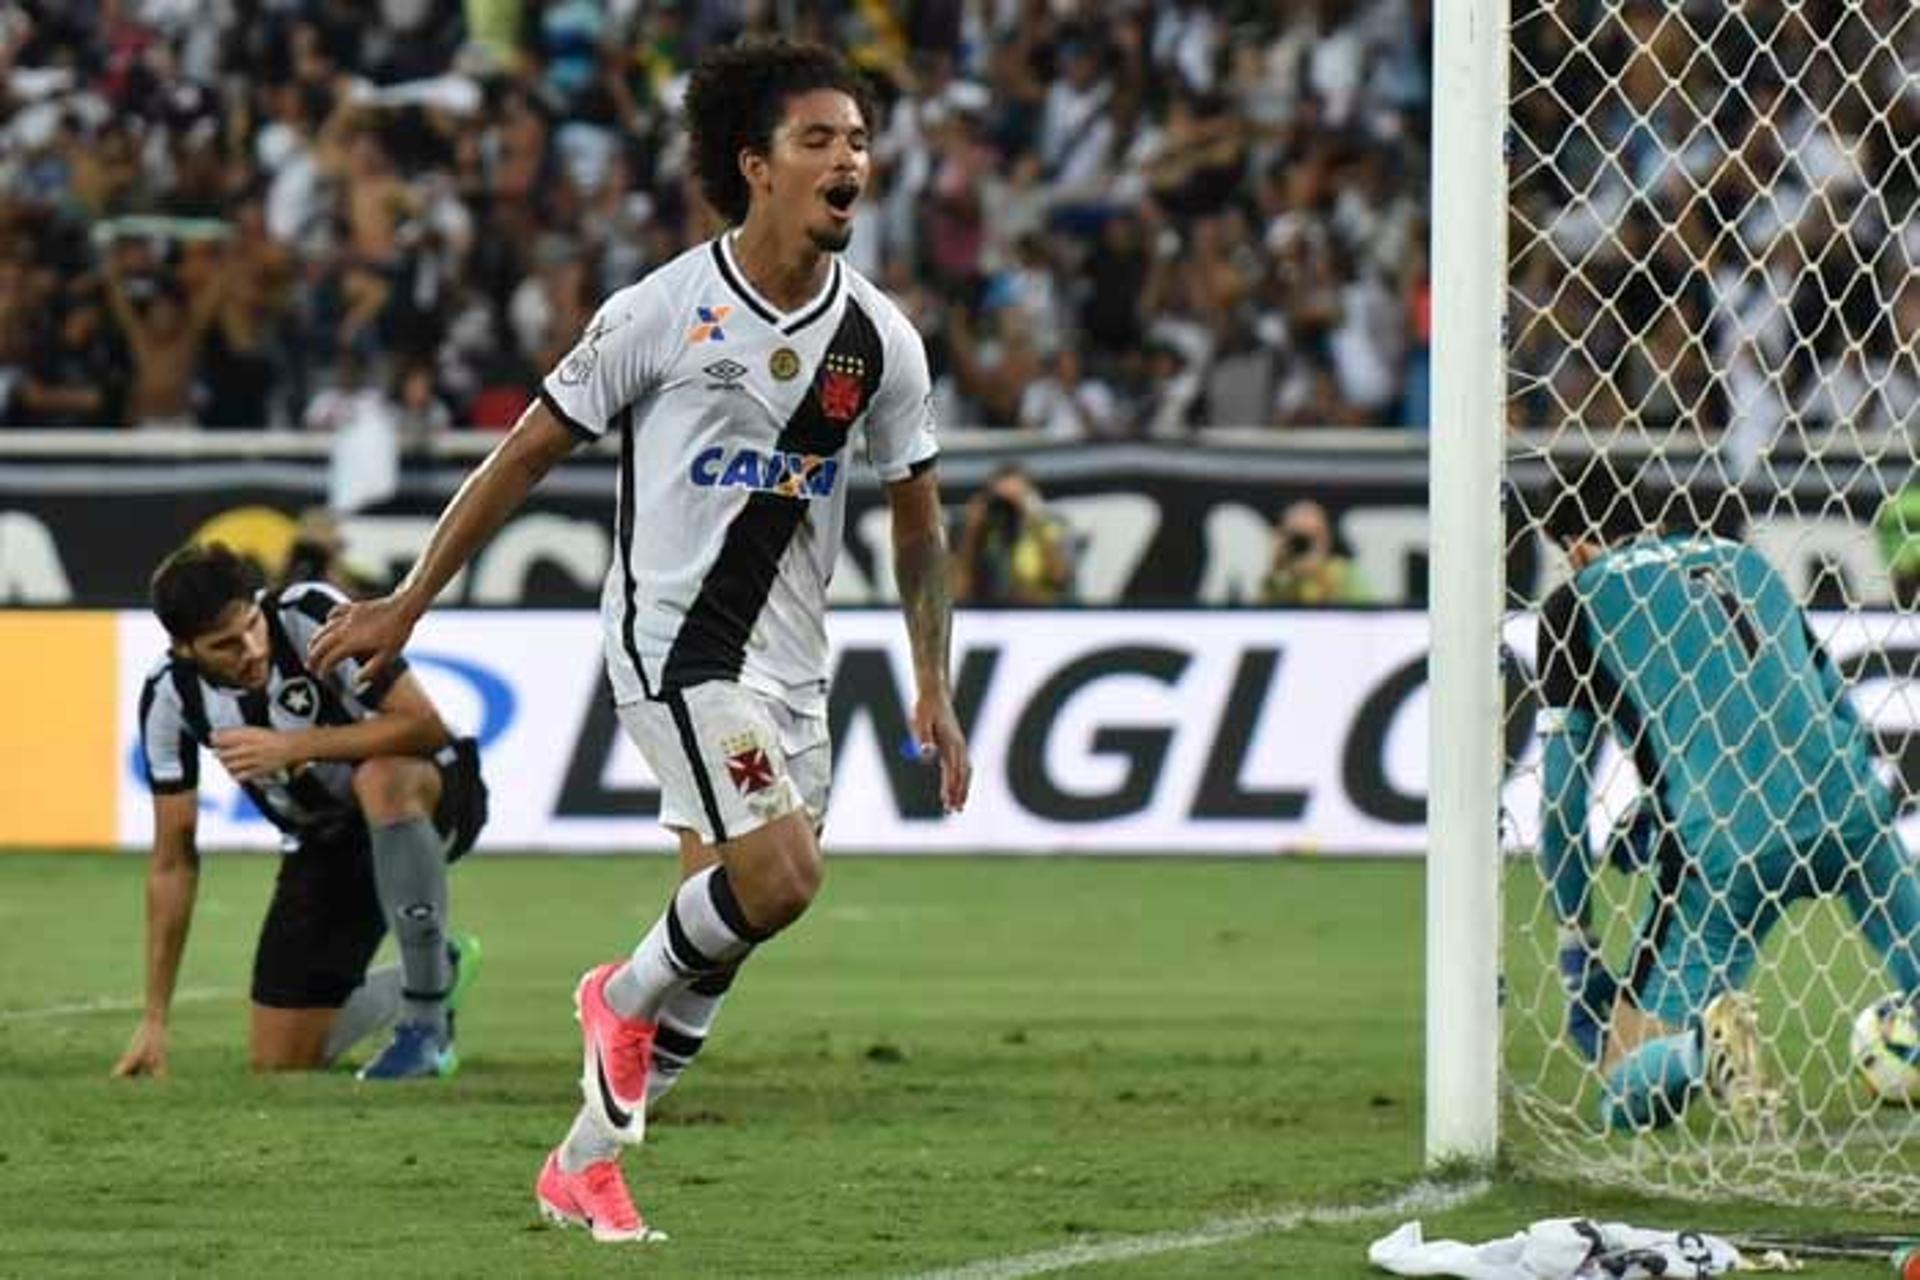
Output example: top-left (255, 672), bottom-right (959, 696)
top-left (1849, 995), bottom-right (1920, 1103)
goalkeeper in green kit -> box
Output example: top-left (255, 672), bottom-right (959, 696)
top-left (1533, 462), bottom-right (1920, 1134)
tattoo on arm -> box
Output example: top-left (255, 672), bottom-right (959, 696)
top-left (894, 526), bottom-right (953, 693)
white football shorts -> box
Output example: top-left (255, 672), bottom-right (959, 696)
top-left (616, 681), bottom-right (831, 845)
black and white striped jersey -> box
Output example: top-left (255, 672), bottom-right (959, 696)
top-left (137, 581), bottom-right (406, 838)
top-left (539, 233), bottom-right (939, 714)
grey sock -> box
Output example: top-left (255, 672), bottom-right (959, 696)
top-left (559, 1107), bottom-right (621, 1173)
top-left (322, 964), bottom-right (403, 1065)
top-left (369, 817), bottom-right (451, 1036)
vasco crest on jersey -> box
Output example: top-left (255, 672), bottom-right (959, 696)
top-left (817, 352), bottom-right (867, 424)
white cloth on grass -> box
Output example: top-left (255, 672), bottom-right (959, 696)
top-left (1368, 1218), bottom-right (1744, 1278)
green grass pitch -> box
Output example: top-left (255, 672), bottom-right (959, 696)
top-left (0, 853), bottom-right (1905, 1277)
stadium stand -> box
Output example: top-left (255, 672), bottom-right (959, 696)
top-left (0, 0), bottom-right (1432, 435)
top-left (1507, 0), bottom-right (1920, 473)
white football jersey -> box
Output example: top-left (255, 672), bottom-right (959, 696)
top-left (541, 233), bottom-right (938, 713)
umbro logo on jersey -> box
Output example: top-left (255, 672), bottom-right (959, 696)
top-left (703, 358), bottom-right (748, 387)
top-left (687, 305), bottom-right (731, 343)
top-left (276, 678), bottom-right (317, 718)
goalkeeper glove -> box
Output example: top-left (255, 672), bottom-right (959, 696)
top-left (1558, 925), bottom-right (1618, 1064)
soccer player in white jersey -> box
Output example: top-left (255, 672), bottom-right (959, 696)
top-left (312, 39), bottom-right (970, 1242)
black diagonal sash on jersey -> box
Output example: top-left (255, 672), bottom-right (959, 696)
top-left (659, 298), bottom-right (885, 692)
top-left (261, 591), bottom-right (355, 728)
top-left (241, 594), bottom-right (355, 831)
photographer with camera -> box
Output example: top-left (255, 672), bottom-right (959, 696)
top-left (954, 463), bottom-right (1078, 606)
top-left (1260, 499), bottom-right (1368, 606)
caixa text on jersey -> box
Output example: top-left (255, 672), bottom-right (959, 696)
top-left (689, 447), bottom-right (840, 498)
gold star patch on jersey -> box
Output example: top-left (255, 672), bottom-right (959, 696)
top-left (769, 347), bottom-right (801, 381)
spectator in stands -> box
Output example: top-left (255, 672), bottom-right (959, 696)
top-left (954, 463), bottom-right (1078, 606)
top-left (1020, 346), bottom-right (1122, 441)
top-left (1260, 499), bottom-right (1369, 606)
top-left (304, 351), bottom-right (397, 437)
top-left (508, 233), bottom-right (592, 379)
top-left (393, 359), bottom-right (453, 446)
top-left (8, 278), bottom-right (129, 427)
top-left (947, 303), bottom-right (1042, 430)
top-left (1135, 335), bottom-right (1206, 438)
top-left (101, 232), bottom-right (229, 429)
top-left (1204, 313), bottom-right (1278, 429)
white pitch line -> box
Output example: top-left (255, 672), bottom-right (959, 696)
top-left (903, 1177), bottom-right (1490, 1280)
top-left (0, 987), bottom-right (238, 1023)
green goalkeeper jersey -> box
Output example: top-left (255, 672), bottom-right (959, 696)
top-left (1536, 532), bottom-right (1887, 918)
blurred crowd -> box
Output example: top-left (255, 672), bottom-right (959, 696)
top-left (1508, 0), bottom-right (1920, 474)
top-left (0, 0), bottom-right (1433, 435)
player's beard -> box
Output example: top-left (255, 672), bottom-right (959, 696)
top-left (808, 221), bottom-right (853, 253)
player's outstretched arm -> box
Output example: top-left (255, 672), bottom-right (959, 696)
top-left (887, 467), bottom-right (971, 813)
top-left (310, 403), bottom-right (578, 683)
top-left (210, 672), bottom-right (449, 780)
top-left (113, 792), bottom-right (201, 1079)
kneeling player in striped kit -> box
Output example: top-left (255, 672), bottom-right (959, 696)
top-left (311, 39), bottom-right (972, 1242)
top-left (1534, 463), bottom-right (1920, 1135)
top-left (116, 542), bottom-right (486, 1082)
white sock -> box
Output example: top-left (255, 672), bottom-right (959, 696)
top-left (648, 965), bottom-right (738, 1104)
top-left (604, 866), bottom-right (763, 1022)
top-left (558, 1106), bottom-right (621, 1173)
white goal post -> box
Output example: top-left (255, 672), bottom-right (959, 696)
top-left (1426, 0), bottom-right (1508, 1166)
top-left (1431, 0), bottom-right (1920, 1210)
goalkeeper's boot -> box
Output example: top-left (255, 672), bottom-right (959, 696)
top-left (535, 1148), bottom-right (667, 1244)
top-left (576, 963), bottom-right (654, 1144)
top-left (357, 1020), bottom-right (458, 1080)
top-left (1701, 991), bottom-right (1782, 1138)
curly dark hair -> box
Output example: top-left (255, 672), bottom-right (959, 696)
top-left (151, 541), bottom-right (261, 642)
top-left (684, 38), bottom-right (875, 226)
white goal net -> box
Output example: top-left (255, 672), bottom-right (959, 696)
top-left (1501, 0), bottom-right (1920, 1211)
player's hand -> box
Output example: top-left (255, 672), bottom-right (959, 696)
top-left (309, 593), bottom-right (418, 688)
top-left (210, 727), bottom-right (297, 782)
top-left (913, 692), bottom-right (971, 814)
top-left (112, 1017), bottom-right (170, 1079)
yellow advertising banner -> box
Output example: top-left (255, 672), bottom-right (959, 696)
top-left (0, 612), bottom-right (117, 847)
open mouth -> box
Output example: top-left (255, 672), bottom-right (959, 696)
top-left (824, 183), bottom-right (859, 215)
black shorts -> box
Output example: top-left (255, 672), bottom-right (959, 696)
top-left (250, 740), bottom-right (487, 1009)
